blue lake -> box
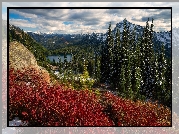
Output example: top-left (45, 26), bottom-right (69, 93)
top-left (47, 54), bottom-right (72, 63)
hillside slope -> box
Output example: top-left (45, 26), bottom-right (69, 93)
top-left (9, 24), bottom-right (50, 68)
top-left (9, 41), bottom-right (51, 83)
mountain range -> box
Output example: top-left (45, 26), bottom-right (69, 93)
top-left (26, 19), bottom-right (171, 57)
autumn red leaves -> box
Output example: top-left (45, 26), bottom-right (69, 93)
top-left (9, 67), bottom-right (171, 126)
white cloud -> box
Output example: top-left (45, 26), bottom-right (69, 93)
top-left (3, 2), bottom-right (176, 33)
top-left (10, 9), bottom-right (38, 19)
top-left (9, 19), bottom-right (37, 28)
top-left (9, 8), bottom-right (171, 33)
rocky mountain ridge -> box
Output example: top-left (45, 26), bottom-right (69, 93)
top-left (28, 19), bottom-right (171, 48)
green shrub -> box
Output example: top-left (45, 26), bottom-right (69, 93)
top-left (79, 64), bottom-right (94, 89)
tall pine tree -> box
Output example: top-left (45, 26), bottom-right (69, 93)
top-left (113, 28), bottom-right (121, 89)
top-left (140, 18), bottom-right (155, 99)
top-left (156, 44), bottom-right (167, 104)
top-left (100, 22), bottom-right (114, 84)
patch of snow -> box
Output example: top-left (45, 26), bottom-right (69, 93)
top-left (9, 117), bottom-right (28, 126)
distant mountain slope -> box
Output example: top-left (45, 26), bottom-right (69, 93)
top-left (27, 19), bottom-right (171, 57)
top-left (113, 19), bottom-right (145, 36)
top-left (113, 19), bottom-right (171, 46)
top-left (27, 32), bottom-right (82, 50)
top-left (112, 19), bottom-right (171, 57)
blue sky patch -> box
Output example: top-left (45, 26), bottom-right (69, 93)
top-left (63, 21), bottom-right (74, 25)
top-left (9, 13), bottom-right (31, 22)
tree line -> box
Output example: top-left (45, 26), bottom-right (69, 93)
top-left (100, 18), bottom-right (171, 108)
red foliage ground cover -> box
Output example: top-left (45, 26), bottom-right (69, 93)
top-left (9, 67), bottom-right (114, 126)
top-left (101, 91), bottom-right (171, 126)
top-left (9, 67), bottom-right (171, 126)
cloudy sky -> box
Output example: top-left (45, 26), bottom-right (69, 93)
top-left (2, 2), bottom-right (176, 34)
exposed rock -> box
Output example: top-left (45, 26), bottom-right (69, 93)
top-left (9, 41), bottom-right (37, 69)
top-left (9, 41), bottom-right (50, 83)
